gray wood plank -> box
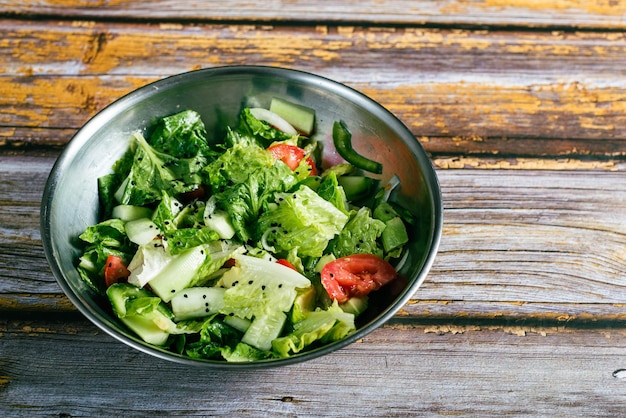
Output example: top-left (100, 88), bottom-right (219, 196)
top-left (1, 317), bottom-right (625, 416)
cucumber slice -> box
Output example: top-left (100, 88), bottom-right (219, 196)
top-left (170, 287), bottom-right (226, 321)
top-left (125, 217), bottom-right (161, 245)
top-left (148, 246), bottom-right (207, 302)
top-left (107, 283), bottom-right (175, 346)
top-left (373, 201), bottom-right (400, 222)
top-left (340, 296), bottom-right (369, 316)
top-left (241, 310), bottom-right (287, 351)
top-left (269, 98), bottom-right (316, 136)
top-left (381, 216), bottom-right (409, 253)
top-left (337, 176), bottom-right (378, 202)
top-left (112, 205), bottom-right (153, 222)
top-left (223, 315), bottom-right (252, 333)
top-left (204, 209), bottom-right (236, 239)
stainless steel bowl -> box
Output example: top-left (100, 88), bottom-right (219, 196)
top-left (41, 66), bottom-right (443, 368)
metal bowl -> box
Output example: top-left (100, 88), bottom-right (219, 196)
top-left (41, 66), bottom-right (443, 368)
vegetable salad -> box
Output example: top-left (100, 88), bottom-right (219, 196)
top-left (76, 98), bottom-right (414, 362)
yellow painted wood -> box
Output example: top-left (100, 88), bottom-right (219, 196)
top-left (3, 0), bottom-right (626, 28)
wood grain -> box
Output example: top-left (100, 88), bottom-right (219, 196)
top-left (3, 20), bottom-right (626, 156)
top-left (3, 0), bottom-right (626, 29)
top-left (4, 153), bottom-right (626, 324)
top-left (2, 317), bottom-right (626, 416)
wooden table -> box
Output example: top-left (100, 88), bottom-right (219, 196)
top-left (3, 1), bottom-right (626, 416)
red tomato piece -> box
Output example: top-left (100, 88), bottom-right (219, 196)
top-left (268, 144), bottom-right (317, 175)
top-left (104, 254), bottom-right (131, 287)
top-left (320, 254), bottom-right (398, 303)
top-left (276, 259), bottom-right (297, 271)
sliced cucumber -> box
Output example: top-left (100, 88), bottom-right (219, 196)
top-left (148, 246), bottom-right (207, 302)
top-left (170, 287), bottom-right (226, 321)
top-left (112, 205), bottom-right (153, 222)
top-left (381, 216), bottom-right (409, 253)
top-left (269, 98), bottom-right (316, 136)
top-left (373, 201), bottom-right (400, 222)
top-left (106, 283), bottom-right (175, 346)
top-left (241, 310), bottom-right (287, 351)
top-left (340, 296), bottom-right (369, 316)
top-left (204, 209), bottom-right (236, 239)
top-left (337, 175), bottom-right (378, 202)
top-left (224, 315), bottom-right (252, 333)
top-left (125, 217), bottom-right (161, 245)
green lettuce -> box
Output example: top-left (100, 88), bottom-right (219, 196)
top-left (204, 144), bottom-right (298, 241)
top-left (110, 110), bottom-right (213, 207)
top-left (272, 302), bottom-right (355, 357)
top-left (225, 108), bottom-right (293, 148)
top-left (257, 185), bottom-right (349, 258)
top-left (329, 207), bottom-right (386, 258)
top-left (77, 219), bottom-right (136, 294)
top-left (316, 171), bottom-right (348, 214)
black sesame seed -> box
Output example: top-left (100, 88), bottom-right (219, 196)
top-left (183, 294), bottom-right (188, 298)
top-left (203, 294), bottom-right (207, 299)
top-left (278, 284), bottom-right (283, 288)
top-left (248, 280), bottom-right (254, 285)
top-left (205, 308), bottom-right (210, 313)
top-left (171, 289), bottom-right (176, 293)
top-left (261, 285), bottom-right (266, 291)
top-left (205, 302), bottom-right (209, 307)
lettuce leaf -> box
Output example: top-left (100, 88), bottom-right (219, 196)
top-left (328, 207), bottom-right (386, 258)
top-left (147, 109), bottom-right (213, 159)
top-left (257, 186), bottom-right (349, 258)
top-left (272, 302), bottom-right (355, 357)
top-left (77, 219), bottom-right (137, 294)
top-left (112, 110), bottom-right (212, 207)
top-left (225, 108), bottom-right (293, 149)
top-left (204, 144), bottom-right (298, 241)
top-left (316, 171), bottom-right (348, 214)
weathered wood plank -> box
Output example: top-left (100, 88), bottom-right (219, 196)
top-left (2, 0), bottom-right (626, 29)
top-left (3, 154), bottom-right (626, 321)
top-left (3, 21), bottom-right (626, 153)
top-left (1, 317), bottom-right (626, 416)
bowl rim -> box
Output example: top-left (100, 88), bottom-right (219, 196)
top-left (41, 65), bottom-right (443, 368)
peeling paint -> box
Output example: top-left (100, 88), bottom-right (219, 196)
top-left (433, 156), bottom-right (621, 171)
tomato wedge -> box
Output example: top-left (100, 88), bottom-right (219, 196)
top-left (268, 144), bottom-right (318, 176)
top-left (104, 254), bottom-right (131, 287)
top-left (276, 259), bottom-right (297, 271)
top-left (320, 254), bottom-right (398, 304)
